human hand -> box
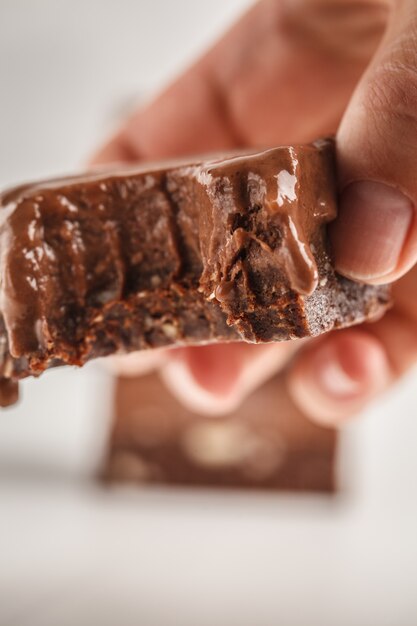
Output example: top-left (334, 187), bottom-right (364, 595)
top-left (91, 0), bottom-right (417, 425)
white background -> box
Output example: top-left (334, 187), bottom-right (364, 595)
top-left (0, 1), bottom-right (417, 625)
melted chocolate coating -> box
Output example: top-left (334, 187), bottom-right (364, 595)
top-left (0, 139), bottom-right (391, 406)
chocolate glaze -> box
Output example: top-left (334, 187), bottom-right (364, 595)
top-left (0, 139), bottom-right (391, 406)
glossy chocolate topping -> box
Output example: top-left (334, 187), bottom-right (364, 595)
top-left (0, 139), bottom-right (391, 406)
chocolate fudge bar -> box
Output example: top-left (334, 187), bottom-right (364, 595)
top-left (104, 370), bottom-right (337, 492)
top-left (0, 139), bottom-right (390, 405)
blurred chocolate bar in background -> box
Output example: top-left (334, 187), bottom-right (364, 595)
top-left (104, 371), bottom-right (337, 492)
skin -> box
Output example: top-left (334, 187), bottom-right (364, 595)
top-left (92, 0), bottom-right (417, 426)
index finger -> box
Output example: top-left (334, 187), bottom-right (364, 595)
top-left (91, 0), bottom-right (383, 165)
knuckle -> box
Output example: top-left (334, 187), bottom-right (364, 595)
top-left (366, 59), bottom-right (417, 132)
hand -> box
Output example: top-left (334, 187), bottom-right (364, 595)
top-left (91, 0), bottom-right (417, 425)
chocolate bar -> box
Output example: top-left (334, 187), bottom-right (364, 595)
top-left (0, 139), bottom-right (390, 405)
top-left (104, 370), bottom-right (337, 492)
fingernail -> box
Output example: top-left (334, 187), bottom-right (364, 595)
top-left (330, 181), bottom-right (414, 281)
top-left (312, 342), bottom-right (363, 399)
top-left (160, 359), bottom-right (243, 417)
top-left (181, 344), bottom-right (243, 397)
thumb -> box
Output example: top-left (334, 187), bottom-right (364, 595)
top-left (331, 0), bottom-right (417, 285)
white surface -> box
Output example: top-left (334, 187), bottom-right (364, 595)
top-left (0, 1), bottom-right (417, 625)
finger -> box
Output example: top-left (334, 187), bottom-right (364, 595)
top-left (91, 0), bottom-right (386, 165)
top-left (287, 329), bottom-right (391, 425)
top-left (101, 349), bottom-right (167, 377)
top-left (366, 265), bottom-right (417, 375)
top-left (160, 341), bottom-right (299, 416)
top-left (287, 266), bottom-right (417, 425)
top-left (332, 0), bottom-right (417, 284)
